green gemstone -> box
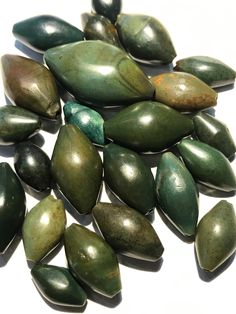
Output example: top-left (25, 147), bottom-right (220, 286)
top-left (92, 0), bottom-right (122, 24)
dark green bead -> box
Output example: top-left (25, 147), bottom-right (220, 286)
top-left (64, 223), bottom-right (121, 298)
top-left (92, 202), bottom-right (164, 261)
top-left (103, 143), bottom-right (157, 214)
top-left (177, 139), bottom-right (236, 192)
top-left (0, 105), bottom-right (41, 145)
top-left (174, 56), bottom-right (236, 88)
top-left (104, 101), bottom-right (193, 153)
top-left (195, 200), bottom-right (236, 272)
top-left (31, 264), bottom-right (87, 307)
top-left (0, 163), bottom-right (26, 254)
top-left (155, 152), bottom-right (199, 237)
top-left (13, 15), bottom-right (84, 53)
top-left (92, 0), bottom-right (122, 24)
top-left (193, 112), bottom-right (236, 158)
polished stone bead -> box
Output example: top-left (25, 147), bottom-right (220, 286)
top-left (0, 163), bottom-right (26, 254)
top-left (116, 14), bottom-right (176, 64)
top-left (44, 41), bottom-right (154, 107)
top-left (174, 56), bottom-right (236, 88)
top-left (177, 139), bottom-right (236, 192)
top-left (63, 101), bottom-right (105, 146)
top-left (31, 264), bottom-right (87, 307)
top-left (92, 0), bottom-right (121, 24)
top-left (64, 224), bottom-right (121, 298)
top-left (103, 143), bottom-right (157, 214)
top-left (195, 200), bottom-right (236, 272)
top-left (155, 152), bottom-right (199, 237)
top-left (104, 101), bottom-right (193, 152)
top-left (1, 54), bottom-right (61, 119)
top-left (0, 105), bottom-right (41, 145)
top-left (22, 195), bottom-right (66, 262)
top-left (51, 125), bottom-right (102, 214)
top-left (92, 202), bottom-right (164, 261)
top-left (14, 142), bottom-right (51, 192)
top-left (13, 15), bottom-right (84, 53)
top-left (193, 112), bottom-right (236, 158)
top-left (151, 72), bottom-right (217, 111)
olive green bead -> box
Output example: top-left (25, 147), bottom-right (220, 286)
top-left (92, 0), bottom-right (122, 24)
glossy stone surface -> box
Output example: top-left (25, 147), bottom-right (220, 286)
top-left (63, 101), bottom-right (105, 146)
top-left (103, 143), bottom-right (156, 214)
top-left (1, 54), bottom-right (61, 119)
top-left (0, 163), bottom-right (26, 254)
top-left (174, 56), bottom-right (236, 88)
top-left (13, 15), bottom-right (84, 53)
top-left (195, 200), bottom-right (236, 272)
top-left (155, 152), bottom-right (199, 237)
top-left (92, 202), bottom-right (164, 261)
top-left (116, 14), bottom-right (176, 64)
top-left (104, 101), bottom-right (193, 152)
top-left (44, 41), bottom-right (154, 107)
top-left (22, 195), bottom-right (66, 262)
top-left (64, 224), bottom-right (121, 298)
top-left (193, 112), bottom-right (236, 158)
top-left (92, 0), bottom-right (121, 23)
top-left (31, 264), bottom-right (87, 307)
top-left (14, 142), bottom-right (51, 192)
top-left (0, 105), bottom-right (41, 145)
top-left (151, 72), bottom-right (217, 111)
top-left (177, 139), bottom-right (236, 192)
top-left (51, 125), bottom-right (102, 214)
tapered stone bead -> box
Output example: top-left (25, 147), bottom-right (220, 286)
top-left (13, 15), bottom-right (84, 53)
top-left (195, 200), bottom-right (236, 272)
top-left (44, 41), bottom-right (154, 107)
top-left (1, 54), bottom-right (61, 119)
top-left (92, 0), bottom-right (122, 24)
top-left (177, 139), bottom-right (236, 192)
top-left (155, 152), bottom-right (199, 237)
top-left (92, 202), bottom-right (164, 261)
top-left (103, 143), bottom-right (157, 214)
top-left (0, 163), bottom-right (26, 254)
top-left (51, 125), bottom-right (102, 214)
top-left (22, 195), bottom-right (66, 263)
top-left (193, 112), bottom-right (236, 158)
top-left (104, 101), bottom-right (193, 153)
top-left (0, 105), bottom-right (41, 145)
top-left (64, 224), bottom-right (121, 298)
top-left (31, 264), bottom-right (87, 307)
top-left (151, 72), bottom-right (217, 111)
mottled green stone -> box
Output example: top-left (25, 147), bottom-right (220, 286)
top-left (92, 202), bottom-right (164, 261)
top-left (64, 224), bottom-right (121, 298)
top-left (195, 200), bottom-right (236, 272)
top-left (92, 0), bottom-right (121, 24)
top-left (177, 139), bottom-right (236, 192)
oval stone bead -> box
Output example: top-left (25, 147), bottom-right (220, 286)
top-left (92, 202), bottom-right (164, 261)
top-left (51, 125), bottom-right (102, 214)
top-left (195, 200), bottom-right (236, 272)
top-left (44, 41), bottom-right (154, 107)
top-left (31, 264), bottom-right (87, 307)
top-left (174, 56), bottom-right (236, 88)
top-left (104, 101), bottom-right (193, 153)
top-left (0, 163), bottom-right (26, 254)
top-left (64, 224), bottom-right (121, 298)
top-left (0, 105), bottom-right (41, 145)
top-left (13, 15), bottom-right (84, 53)
top-left (14, 142), bottom-right (51, 192)
top-left (116, 14), bottom-right (176, 64)
top-left (193, 112), bottom-right (236, 158)
top-left (151, 72), bottom-right (217, 111)
top-left (155, 152), bottom-right (199, 237)
top-left (92, 0), bottom-right (122, 24)
top-left (22, 195), bottom-right (66, 263)
top-left (177, 139), bottom-right (236, 192)
top-left (1, 54), bottom-right (61, 119)
top-left (103, 143), bottom-right (157, 214)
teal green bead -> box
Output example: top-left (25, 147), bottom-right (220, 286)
top-left (155, 152), bottom-right (199, 237)
top-left (92, 0), bottom-right (122, 24)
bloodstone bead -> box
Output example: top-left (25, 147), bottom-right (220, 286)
top-left (92, 0), bottom-right (122, 24)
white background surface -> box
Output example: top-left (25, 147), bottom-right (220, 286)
top-left (0, 1), bottom-right (235, 314)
